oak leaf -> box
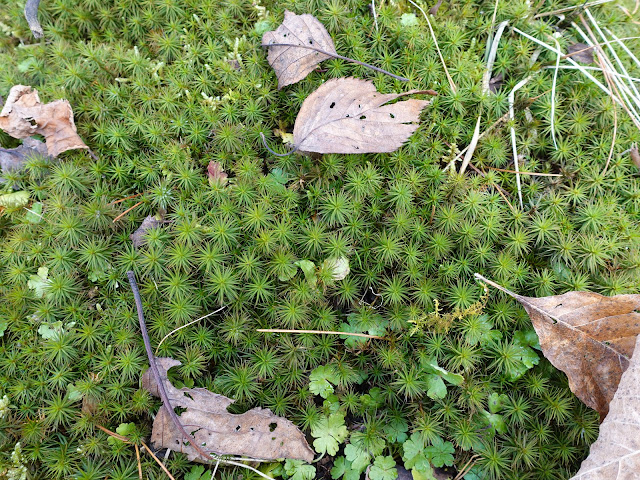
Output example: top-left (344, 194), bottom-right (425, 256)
top-left (291, 78), bottom-right (432, 154)
top-left (0, 85), bottom-right (87, 157)
top-left (142, 357), bottom-right (314, 463)
top-left (262, 11), bottom-right (337, 89)
top-left (477, 274), bottom-right (640, 419)
top-left (570, 334), bottom-right (640, 479)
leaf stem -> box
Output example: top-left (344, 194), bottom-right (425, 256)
top-left (260, 132), bottom-right (299, 156)
top-left (263, 43), bottom-right (409, 82)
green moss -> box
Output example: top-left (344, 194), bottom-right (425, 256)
top-left (1, 0), bottom-right (638, 478)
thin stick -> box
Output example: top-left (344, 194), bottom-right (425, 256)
top-left (141, 441), bottom-right (177, 480)
top-left (468, 163), bottom-right (515, 211)
top-left (485, 166), bottom-right (562, 176)
top-left (454, 455), bottom-right (480, 480)
top-left (508, 76), bottom-right (533, 209)
top-left (257, 328), bottom-right (385, 340)
top-left (108, 192), bottom-right (143, 206)
top-left (24, 0), bottom-right (43, 38)
top-left (475, 273), bottom-right (631, 361)
top-left (127, 271), bottom-right (217, 463)
top-left (406, 0), bottom-right (457, 93)
top-left (533, 0), bottom-right (614, 18)
top-left (113, 201), bottom-right (143, 223)
top-left (96, 425), bottom-right (177, 480)
top-left (155, 306), bottom-right (226, 353)
top-left (135, 443), bottom-right (143, 480)
top-left (262, 44), bottom-right (408, 82)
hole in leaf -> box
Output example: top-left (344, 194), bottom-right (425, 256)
top-left (346, 114), bottom-right (350, 118)
top-left (309, 39), bottom-right (313, 44)
top-left (174, 406), bottom-right (187, 416)
top-left (389, 113), bottom-right (395, 119)
top-left (235, 425), bottom-right (241, 432)
top-left (183, 392), bottom-right (193, 400)
top-left (271, 437), bottom-right (276, 441)
top-left (269, 422), bottom-right (277, 432)
top-left (190, 428), bottom-right (202, 436)
top-left (359, 115), bottom-right (366, 120)
top-left (329, 102), bottom-right (335, 108)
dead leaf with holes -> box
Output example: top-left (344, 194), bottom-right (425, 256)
top-left (141, 357), bottom-right (314, 463)
top-left (570, 333), bottom-right (640, 479)
top-left (0, 85), bottom-right (88, 157)
top-left (262, 11), bottom-right (337, 89)
top-left (290, 77), bottom-right (434, 154)
top-left (477, 274), bottom-right (640, 419)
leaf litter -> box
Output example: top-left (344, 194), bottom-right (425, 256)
top-left (0, 85), bottom-right (88, 157)
top-left (477, 274), bottom-right (640, 419)
top-left (289, 77), bottom-right (434, 154)
top-left (262, 11), bottom-right (408, 89)
top-left (142, 357), bottom-right (314, 463)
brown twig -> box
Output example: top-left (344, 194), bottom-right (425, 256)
top-left (484, 166), bottom-right (562, 176)
top-left (127, 271), bottom-right (218, 463)
top-left (108, 192), bottom-right (143, 206)
top-left (256, 328), bottom-right (386, 339)
top-left (141, 441), bottom-right (177, 480)
top-left (113, 201), bottom-right (143, 223)
top-left (135, 444), bottom-right (143, 480)
top-left (96, 425), bottom-right (176, 480)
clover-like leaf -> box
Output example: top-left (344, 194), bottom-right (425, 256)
top-left (284, 459), bottom-right (316, 480)
top-left (311, 413), bottom-right (348, 456)
top-left (423, 437), bottom-right (455, 468)
top-left (309, 365), bottom-right (340, 398)
top-left (369, 456), bottom-right (398, 480)
top-left (426, 374), bottom-right (447, 400)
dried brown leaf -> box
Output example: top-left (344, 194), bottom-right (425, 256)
top-left (262, 11), bottom-right (337, 89)
top-left (292, 77), bottom-right (432, 154)
top-left (570, 334), bottom-right (640, 479)
top-left (481, 274), bottom-right (640, 419)
top-left (568, 43), bottom-right (595, 64)
top-left (142, 358), bottom-right (314, 463)
top-left (1, 137), bottom-right (49, 184)
top-left (130, 214), bottom-right (163, 248)
top-left (631, 145), bottom-right (640, 170)
top-left (0, 85), bottom-right (87, 157)
top-left (206, 161), bottom-right (228, 185)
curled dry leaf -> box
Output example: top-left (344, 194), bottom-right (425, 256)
top-left (570, 334), bottom-right (640, 479)
top-left (206, 161), bottom-right (228, 186)
top-left (142, 357), bottom-right (314, 463)
top-left (262, 10), bottom-right (337, 89)
top-left (130, 214), bottom-right (164, 248)
top-left (292, 77), bottom-right (433, 154)
top-left (0, 85), bottom-right (87, 157)
top-left (1, 137), bottom-right (49, 183)
top-left (477, 274), bottom-right (640, 419)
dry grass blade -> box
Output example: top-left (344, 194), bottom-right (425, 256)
top-left (256, 328), bottom-right (386, 339)
top-left (508, 76), bottom-right (532, 209)
top-left (406, 0), bottom-right (457, 93)
top-left (155, 306), bottom-right (226, 354)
